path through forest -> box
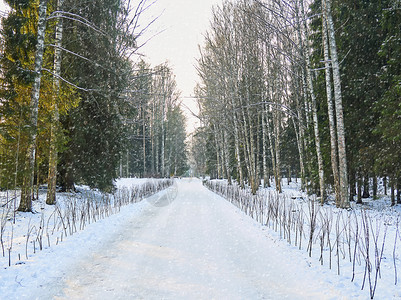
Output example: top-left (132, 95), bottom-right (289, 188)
top-left (29, 179), bottom-right (352, 299)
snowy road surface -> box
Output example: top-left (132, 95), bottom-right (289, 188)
top-left (8, 179), bottom-right (353, 299)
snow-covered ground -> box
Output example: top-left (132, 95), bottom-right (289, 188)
top-left (0, 177), bottom-right (393, 299)
top-left (205, 177), bottom-right (401, 299)
top-left (0, 178), bottom-right (172, 271)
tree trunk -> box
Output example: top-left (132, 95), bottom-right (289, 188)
top-left (262, 107), bottom-right (270, 188)
top-left (274, 110), bottom-right (282, 193)
top-left (142, 107), bottom-right (146, 176)
top-left (246, 91), bottom-right (258, 194)
top-left (292, 118), bottom-right (304, 188)
top-left (349, 170), bottom-right (356, 202)
top-left (239, 92), bottom-right (257, 193)
top-left (383, 177), bottom-right (387, 195)
top-left (19, 0), bottom-right (48, 212)
top-left (266, 110), bottom-right (278, 192)
top-left (161, 95), bottom-right (165, 177)
top-left (226, 76), bottom-right (244, 187)
top-left (256, 112), bottom-right (262, 187)
top-left (390, 177), bottom-right (395, 206)
top-left (357, 172), bottom-right (362, 204)
top-left (38, 4), bottom-right (75, 197)
top-left (322, 12), bottom-right (340, 206)
top-left (223, 129), bottom-right (232, 185)
top-left (233, 108), bottom-right (244, 188)
top-left (362, 175), bottom-right (370, 198)
top-left (293, 97), bottom-right (306, 191)
top-left (126, 149), bottom-right (129, 177)
top-left (324, 0), bottom-right (349, 208)
top-left (372, 175), bottom-right (377, 199)
top-left (301, 3), bottom-right (325, 203)
top-left (213, 125), bottom-right (222, 179)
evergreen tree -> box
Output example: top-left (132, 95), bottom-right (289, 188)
top-left (124, 59), bottom-right (152, 177)
top-left (374, 1), bottom-right (401, 203)
top-left (59, 0), bottom-right (131, 191)
top-left (334, 0), bottom-right (388, 200)
top-left (165, 106), bottom-right (188, 176)
top-left (0, 0), bottom-right (37, 190)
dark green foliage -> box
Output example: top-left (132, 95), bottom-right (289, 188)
top-left (58, 0), bottom-right (130, 191)
top-left (280, 123), bottom-right (299, 178)
top-left (125, 60), bottom-right (152, 177)
top-left (165, 106), bottom-right (188, 176)
top-left (0, 0), bottom-right (187, 194)
top-left (335, 0), bottom-right (387, 177)
top-left (0, 0), bottom-right (37, 189)
top-left (374, 2), bottom-right (401, 179)
top-left (309, 0), bottom-right (401, 198)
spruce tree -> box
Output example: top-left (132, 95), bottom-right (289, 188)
top-left (374, 2), bottom-right (401, 199)
top-left (0, 0), bottom-right (37, 190)
top-left (58, 0), bottom-right (130, 191)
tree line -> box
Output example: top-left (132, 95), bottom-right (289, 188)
top-left (191, 0), bottom-right (401, 207)
top-left (0, 0), bottom-right (187, 212)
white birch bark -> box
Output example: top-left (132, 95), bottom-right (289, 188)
top-left (19, 0), bottom-right (48, 211)
top-left (223, 129), bottom-right (232, 185)
top-left (266, 109), bottom-right (279, 192)
top-left (213, 125), bottom-right (222, 179)
top-left (300, 0), bottom-right (325, 203)
top-left (262, 105), bottom-right (270, 187)
top-left (232, 101), bottom-right (244, 187)
top-left (324, 0), bottom-right (349, 208)
top-left (274, 110), bottom-right (282, 193)
top-left (322, 8), bottom-right (340, 206)
top-left (292, 117), bottom-right (305, 190)
top-left (46, 0), bottom-right (64, 205)
top-left (161, 88), bottom-right (165, 178)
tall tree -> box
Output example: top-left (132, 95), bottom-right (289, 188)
top-left (46, 0), bottom-right (64, 205)
top-left (323, 0), bottom-right (349, 208)
top-left (0, 0), bottom-right (37, 191)
top-left (19, 0), bottom-right (48, 212)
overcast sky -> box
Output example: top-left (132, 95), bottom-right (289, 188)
top-left (137, 0), bottom-right (223, 131)
top-left (0, 0), bottom-right (223, 131)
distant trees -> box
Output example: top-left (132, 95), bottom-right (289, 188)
top-left (123, 61), bottom-right (188, 178)
top-left (195, 0), bottom-right (320, 195)
top-left (0, 0), bottom-right (187, 211)
top-left (194, 0), bottom-right (401, 206)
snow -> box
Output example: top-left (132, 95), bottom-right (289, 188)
top-left (0, 178), bottom-right (399, 299)
top-left (206, 178), bottom-right (401, 299)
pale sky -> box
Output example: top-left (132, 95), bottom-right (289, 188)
top-left (0, 0), bottom-right (223, 132)
top-left (137, 0), bottom-right (223, 132)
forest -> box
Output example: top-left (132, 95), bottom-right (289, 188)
top-left (0, 0), bottom-right (188, 212)
top-left (1, 0), bottom-right (401, 298)
top-left (192, 0), bottom-right (401, 208)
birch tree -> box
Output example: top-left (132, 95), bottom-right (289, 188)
top-left (299, 0), bottom-right (325, 202)
top-left (19, 0), bottom-right (48, 212)
top-left (46, 0), bottom-right (64, 205)
top-left (323, 0), bottom-right (349, 208)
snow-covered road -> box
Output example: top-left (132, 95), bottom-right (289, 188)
top-left (6, 178), bottom-right (355, 299)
